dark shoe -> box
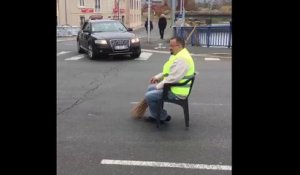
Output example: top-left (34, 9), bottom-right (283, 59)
top-left (165, 115), bottom-right (172, 122)
top-left (164, 115), bottom-right (171, 122)
top-left (144, 117), bottom-right (156, 123)
top-left (144, 117), bottom-right (167, 124)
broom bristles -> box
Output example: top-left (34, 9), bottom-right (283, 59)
top-left (131, 98), bottom-right (148, 118)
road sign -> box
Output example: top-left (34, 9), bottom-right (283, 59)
top-left (81, 8), bottom-right (94, 13)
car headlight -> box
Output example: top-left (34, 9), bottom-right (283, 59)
top-left (131, 37), bottom-right (140, 43)
top-left (95, 40), bottom-right (107, 45)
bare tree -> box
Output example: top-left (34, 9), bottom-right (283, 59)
top-left (176, 0), bottom-right (197, 11)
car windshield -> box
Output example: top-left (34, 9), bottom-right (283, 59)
top-left (92, 21), bottom-right (127, 32)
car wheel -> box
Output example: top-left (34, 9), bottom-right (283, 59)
top-left (88, 43), bottom-right (97, 60)
top-left (131, 52), bottom-right (141, 59)
top-left (77, 40), bottom-right (84, 53)
top-left (131, 50), bottom-right (141, 59)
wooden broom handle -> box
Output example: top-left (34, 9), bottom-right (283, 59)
top-left (185, 26), bottom-right (197, 44)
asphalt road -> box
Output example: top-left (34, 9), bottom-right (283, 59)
top-left (57, 40), bottom-right (232, 175)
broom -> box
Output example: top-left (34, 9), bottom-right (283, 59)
top-left (185, 26), bottom-right (196, 44)
top-left (130, 98), bottom-right (148, 118)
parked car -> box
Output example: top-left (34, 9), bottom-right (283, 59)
top-left (77, 19), bottom-right (141, 59)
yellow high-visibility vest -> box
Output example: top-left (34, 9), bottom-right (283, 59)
top-left (162, 48), bottom-right (195, 96)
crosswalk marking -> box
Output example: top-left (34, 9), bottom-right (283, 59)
top-left (135, 52), bottom-right (152, 60)
top-left (57, 51), bottom-right (71, 56)
top-left (142, 49), bottom-right (169, 54)
top-left (101, 159), bottom-right (232, 171)
top-left (61, 52), bottom-right (224, 62)
top-left (65, 54), bottom-right (85, 61)
top-left (205, 57), bottom-right (220, 61)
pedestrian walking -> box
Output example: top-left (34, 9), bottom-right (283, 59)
top-left (144, 18), bottom-right (153, 34)
top-left (158, 14), bottom-right (167, 39)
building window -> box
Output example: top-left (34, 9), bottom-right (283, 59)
top-left (136, 0), bottom-right (138, 9)
top-left (79, 0), bottom-right (85, 6)
top-left (80, 16), bottom-right (85, 27)
top-left (95, 0), bottom-right (100, 12)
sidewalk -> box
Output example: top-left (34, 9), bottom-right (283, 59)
top-left (132, 23), bottom-right (173, 50)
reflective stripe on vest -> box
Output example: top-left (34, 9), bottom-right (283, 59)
top-left (162, 48), bottom-right (195, 96)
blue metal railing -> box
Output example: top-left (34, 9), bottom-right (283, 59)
top-left (57, 26), bottom-right (81, 37)
top-left (173, 25), bottom-right (232, 48)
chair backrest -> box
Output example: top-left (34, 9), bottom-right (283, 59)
top-left (163, 73), bottom-right (196, 100)
top-left (185, 73), bottom-right (196, 99)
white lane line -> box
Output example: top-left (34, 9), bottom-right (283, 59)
top-left (130, 102), bottom-right (229, 106)
top-left (154, 46), bottom-right (167, 49)
top-left (65, 54), bottom-right (85, 61)
top-left (205, 57), bottom-right (220, 61)
top-left (101, 159), bottom-right (232, 171)
top-left (135, 52), bottom-right (152, 60)
top-left (142, 49), bottom-right (169, 54)
top-left (88, 113), bottom-right (99, 117)
top-left (57, 51), bottom-right (71, 56)
top-left (141, 49), bottom-right (213, 57)
top-left (57, 38), bottom-right (76, 42)
top-left (137, 35), bottom-right (147, 38)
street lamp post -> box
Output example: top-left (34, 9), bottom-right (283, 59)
top-left (118, 0), bottom-right (120, 20)
top-left (147, 0), bottom-right (151, 43)
top-left (64, 0), bottom-right (68, 25)
top-left (182, 0), bottom-right (185, 27)
top-left (171, 0), bottom-right (175, 26)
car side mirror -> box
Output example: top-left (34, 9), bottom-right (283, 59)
top-left (83, 29), bottom-right (90, 33)
top-left (127, 28), bottom-right (133, 32)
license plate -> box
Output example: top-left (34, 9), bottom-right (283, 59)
top-left (115, 45), bottom-right (128, 50)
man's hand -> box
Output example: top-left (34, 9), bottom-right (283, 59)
top-left (150, 77), bottom-right (159, 84)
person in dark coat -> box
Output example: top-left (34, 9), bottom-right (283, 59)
top-left (158, 14), bottom-right (167, 39)
top-left (145, 18), bottom-right (153, 33)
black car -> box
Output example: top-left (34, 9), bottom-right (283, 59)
top-left (77, 19), bottom-right (141, 59)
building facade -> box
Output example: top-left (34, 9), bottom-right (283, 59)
top-left (57, 0), bottom-right (142, 28)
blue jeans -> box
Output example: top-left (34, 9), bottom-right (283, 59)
top-left (144, 84), bottom-right (179, 120)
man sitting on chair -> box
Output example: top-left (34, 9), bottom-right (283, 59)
top-left (144, 36), bottom-right (195, 123)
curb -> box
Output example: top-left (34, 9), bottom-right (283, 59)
top-left (57, 37), bottom-right (77, 42)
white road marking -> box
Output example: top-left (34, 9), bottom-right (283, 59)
top-left (137, 35), bottom-right (147, 38)
top-left (154, 43), bottom-right (167, 49)
top-left (101, 159), bottom-right (232, 171)
top-left (65, 54), bottom-right (85, 61)
top-left (57, 38), bottom-right (76, 42)
top-left (205, 57), bottom-right (220, 61)
top-left (154, 46), bottom-right (167, 49)
top-left (141, 49), bottom-right (215, 57)
top-left (57, 51), bottom-right (71, 56)
top-left (88, 113), bottom-right (99, 117)
top-left (130, 102), bottom-right (229, 106)
top-left (142, 49), bottom-right (169, 54)
top-left (135, 52), bottom-right (152, 60)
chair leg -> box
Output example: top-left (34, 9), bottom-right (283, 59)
top-left (183, 102), bottom-right (189, 128)
top-left (156, 100), bottom-right (163, 128)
